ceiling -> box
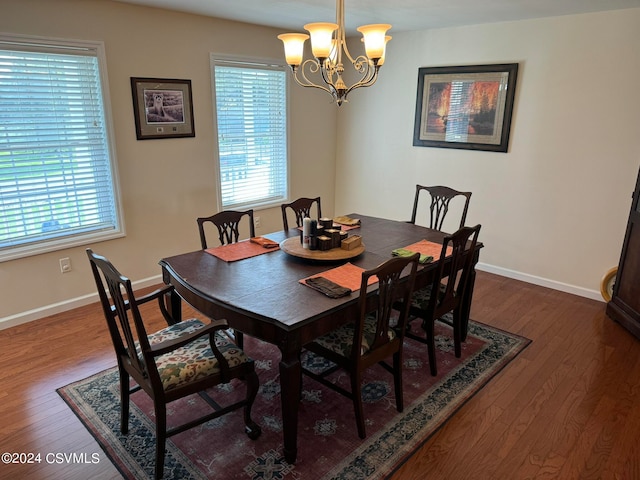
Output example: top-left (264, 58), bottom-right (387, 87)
top-left (113, 0), bottom-right (640, 33)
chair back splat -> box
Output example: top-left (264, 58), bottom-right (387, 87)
top-left (430, 224), bottom-right (481, 320)
top-left (355, 257), bottom-right (416, 357)
top-left (281, 197), bottom-right (321, 230)
top-left (197, 209), bottom-right (255, 249)
top-left (410, 185), bottom-right (472, 231)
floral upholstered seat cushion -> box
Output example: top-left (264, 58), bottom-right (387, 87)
top-left (136, 319), bottom-right (251, 391)
top-left (411, 286), bottom-right (433, 310)
top-left (411, 283), bottom-right (448, 310)
top-left (313, 314), bottom-right (396, 357)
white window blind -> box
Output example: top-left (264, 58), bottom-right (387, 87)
top-left (0, 35), bottom-right (122, 261)
top-left (212, 59), bottom-right (288, 209)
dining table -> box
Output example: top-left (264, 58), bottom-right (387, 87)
top-left (159, 213), bottom-right (482, 464)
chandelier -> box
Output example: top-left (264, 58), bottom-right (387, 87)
top-left (277, 0), bottom-right (391, 106)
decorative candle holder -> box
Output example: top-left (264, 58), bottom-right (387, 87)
top-left (319, 217), bottom-right (333, 229)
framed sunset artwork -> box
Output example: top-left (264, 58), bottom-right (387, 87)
top-left (413, 64), bottom-right (518, 152)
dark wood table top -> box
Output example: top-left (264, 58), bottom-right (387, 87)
top-left (160, 214), bottom-right (455, 337)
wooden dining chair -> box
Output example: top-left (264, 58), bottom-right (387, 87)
top-left (197, 209), bottom-right (255, 348)
top-left (197, 209), bottom-right (255, 249)
top-left (301, 253), bottom-right (420, 439)
top-left (403, 224), bottom-right (481, 376)
top-left (281, 197), bottom-right (321, 230)
top-left (86, 249), bottom-right (261, 479)
top-left (409, 185), bottom-right (472, 231)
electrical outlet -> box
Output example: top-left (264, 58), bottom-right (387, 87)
top-left (255, 216), bottom-right (261, 229)
top-left (59, 257), bottom-right (72, 273)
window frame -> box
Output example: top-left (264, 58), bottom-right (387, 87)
top-left (0, 33), bottom-right (124, 262)
top-left (210, 54), bottom-right (291, 211)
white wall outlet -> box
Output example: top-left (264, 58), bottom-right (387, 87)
top-left (255, 216), bottom-right (261, 229)
top-left (59, 257), bottom-right (72, 273)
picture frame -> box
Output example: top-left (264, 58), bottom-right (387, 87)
top-left (413, 63), bottom-right (518, 152)
top-left (130, 77), bottom-right (195, 140)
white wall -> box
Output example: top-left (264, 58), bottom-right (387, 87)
top-left (335, 9), bottom-right (640, 300)
top-left (3, 2), bottom-right (639, 327)
top-left (0, 0), bottom-right (337, 326)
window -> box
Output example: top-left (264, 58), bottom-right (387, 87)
top-left (0, 34), bottom-right (123, 262)
top-left (211, 57), bottom-right (288, 209)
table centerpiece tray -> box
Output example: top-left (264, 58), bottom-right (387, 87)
top-left (279, 236), bottom-right (365, 261)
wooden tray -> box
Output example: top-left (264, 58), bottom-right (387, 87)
top-left (279, 236), bottom-right (365, 261)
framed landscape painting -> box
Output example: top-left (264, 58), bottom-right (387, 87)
top-left (130, 77), bottom-right (195, 140)
top-left (413, 63), bottom-right (518, 152)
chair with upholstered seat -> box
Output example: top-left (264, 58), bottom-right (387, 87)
top-left (197, 209), bottom-right (255, 249)
top-left (409, 185), bottom-right (472, 231)
top-left (301, 253), bottom-right (420, 439)
top-left (87, 249), bottom-right (261, 479)
top-left (281, 197), bottom-right (322, 230)
top-left (403, 224), bottom-right (481, 376)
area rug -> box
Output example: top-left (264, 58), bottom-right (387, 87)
top-left (58, 319), bottom-right (530, 480)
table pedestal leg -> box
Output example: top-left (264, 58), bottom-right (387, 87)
top-left (165, 288), bottom-right (182, 324)
top-left (279, 347), bottom-right (301, 464)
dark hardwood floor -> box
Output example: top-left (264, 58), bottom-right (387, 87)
top-left (0, 271), bottom-right (638, 479)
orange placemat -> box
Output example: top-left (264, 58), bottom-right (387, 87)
top-left (205, 239), bottom-right (280, 262)
top-left (300, 262), bottom-right (378, 293)
top-left (402, 240), bottom-right (453, 259)
top-left (332, 223), bottom-right (360, 231)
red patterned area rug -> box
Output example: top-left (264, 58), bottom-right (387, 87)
top-left (58, 319), bottom-right (530, 480)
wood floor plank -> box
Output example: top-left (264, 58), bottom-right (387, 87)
top-left (391, 272), bottom-right (640, 480)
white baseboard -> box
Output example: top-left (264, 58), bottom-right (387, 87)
top-left (476, 263), bottom-right (604, 302)
top-left (0, 274), bottom-right (163, 331)
top-left (0, 264), bottom-right (605, 331)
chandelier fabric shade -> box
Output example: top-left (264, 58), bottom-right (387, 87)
top-left (278, 0), bottom-right (391, 106)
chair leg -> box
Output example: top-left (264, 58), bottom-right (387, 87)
top-left (118, 367), bottom-right (130, 434)
top-left (393, 351), bottom-right (404, 412)
top-left (453, 310), bottom-right (462, 358)
top-left (351, 372), bottom-right (366, 439)
top-left (154, 403), bottom-right (167, 480)
top-left (243, 371), bottom-right (262, 440)
top-left (235, 329), bottom-right (244, 349)
top-left (423, 318), bottom-right (438, 376)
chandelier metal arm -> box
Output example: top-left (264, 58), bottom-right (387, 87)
top-left (291, 62), bottom-right (334, 96)
top-left (343, 64), bottom-right (380, 101)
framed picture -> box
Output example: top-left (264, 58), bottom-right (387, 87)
top-left (130, 77), bottom-right (195, 140)
top-left (413, 63), bottom-right (518, 152)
